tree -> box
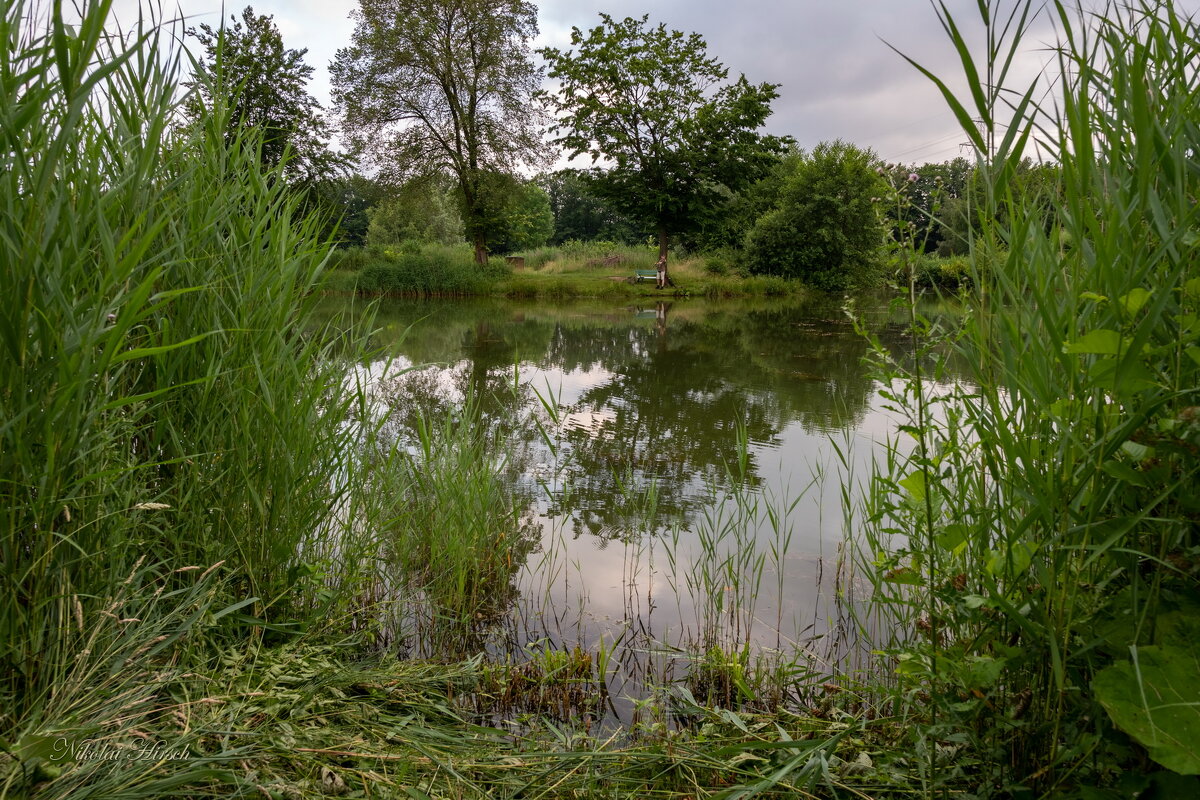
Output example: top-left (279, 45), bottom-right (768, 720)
top-left (877, 158), bottom-right (972, 255)
top-left (538, 171), bottom-right (642, 244)
top-left (303, 173), bottom-right (387, 247)
top-left (188, 6), bottom-right (341, 184)
top-left (745, 141), bottom-right (888, 290)
top-left (331, 0), bottom-right (547, 264)
top-left (484, 178), bottom-right (554, 254)
top-left (539, 14), bottom-right (788, 285)
top-left (366, 175), bottom-right (464, 247)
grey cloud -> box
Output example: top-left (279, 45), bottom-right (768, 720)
top-left (149, 0), bottom-right (1200, 166)
top-left (536, 0), bottom-right (1195, 163)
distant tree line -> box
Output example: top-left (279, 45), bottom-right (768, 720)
top-left (187, 4), bottom-right (1063, 288)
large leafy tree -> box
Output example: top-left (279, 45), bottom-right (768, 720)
top-left (331, 0), bottom-right (546, 264)
top-left (539, 14), bottom-right (788, 283)
top-left (188, 6), bottom-right (341, 184)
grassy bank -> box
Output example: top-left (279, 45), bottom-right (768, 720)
top-left (29, 639), bottom-right (905, 799)
top-left (324, 240), bottom-right (803, 299)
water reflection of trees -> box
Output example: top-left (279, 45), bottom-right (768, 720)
top-left (540, 299), bottom-right (878, 535)
top-left (347, 294), bottom-right (965, 543)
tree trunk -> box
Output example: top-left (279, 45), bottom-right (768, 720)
top-left (655, 225), bottom-right (672, 289)
top-left (462, 174), bottom-right (488, 266)
top-left (473, 233), bottom-right (487, 265)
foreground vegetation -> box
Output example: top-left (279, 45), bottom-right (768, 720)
top-left (853, 1), bottom-right (1200, 794)
top-left (0, 5), bottom-right (845, 797)
top-left (4, 1), bottom-right (1199, 799)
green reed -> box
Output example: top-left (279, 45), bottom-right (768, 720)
top-left (858, 0), bottom-right (1200, 793)
top-left (398, 409), bottom-right (536, 645)
top-left (1, 1), bottom-right (390, 793)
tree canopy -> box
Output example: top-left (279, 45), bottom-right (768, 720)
top-left (539, 14), bottom-right (788, 274)
top-left (538, 171), bottom-right (642, 245)
top-left (187, 6), bottom-right (340, 184)
top-left (331, 0), bottom-right (547, 264)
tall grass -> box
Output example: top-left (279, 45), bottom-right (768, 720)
top-left (387, 398), bottom-right (541, 652)
top-left (1, 1), bottom-right (387, 793)
top-left (859, 0), bottom-right (1200, 793)
top-left (515, 239), bottom-right (659, 272)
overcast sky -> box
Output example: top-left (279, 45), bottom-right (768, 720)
top-left (110, 0), bottom-right (1199, 165)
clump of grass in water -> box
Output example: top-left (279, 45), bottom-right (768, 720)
top-left (385, 397), bottom-right (541, 654)
top-left (856, 0), bottom-right (1200, 794)
top-left (474, 641), bottom-right (608, 724)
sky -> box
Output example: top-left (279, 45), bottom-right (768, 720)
top-left (108, 0), bottom-right (1200, 166)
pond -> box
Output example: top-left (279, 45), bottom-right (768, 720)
top-left (318, 292), bottom-right (963, 722)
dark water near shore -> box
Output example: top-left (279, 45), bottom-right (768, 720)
top-left (319, 292), bottom-right (963, 720)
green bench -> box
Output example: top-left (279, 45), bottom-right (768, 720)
top-left (634, 269), bottom-right (658, 283)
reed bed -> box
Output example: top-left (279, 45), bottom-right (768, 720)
top-left (855, 0), bottom-right (1200, 794)
top-left (1, 2), bottom-right (390, 795)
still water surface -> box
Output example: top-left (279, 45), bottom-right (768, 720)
top-left (323, 292), bottom-right (960, 713)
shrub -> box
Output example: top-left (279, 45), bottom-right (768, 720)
top-left (350, 243), bottom-right (509, 295)
top-left (700, 246), bottom-right (745, 276)
top-left (745, 140), bottom-right (887, 290)
top-left (906, 252), bottom-right (974, 289)
top-left (328, 245), bottom-right (371, 271)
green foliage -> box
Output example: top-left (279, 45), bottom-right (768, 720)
top-left (352, 244), bottom-right (500, 295)
top-left (384, 401), bottom-right (540, 649)
top-left (539, 14), bottom-right (788, 260)
top-left (500, 181), bottom-right (554, 252)
top-left (307, 173), bottom-right (389, 247)
top-left (468, 174), bottom-right (555, 255)
top-left (332, 0), bottom-right (546, 262)
top-left (187, 5), bottom-right (342, 183)
top-left (858, 0), bottom-right (1200, 793)
top-left (699, 246), bottom-right (745, 277)
top-left (0, 3), bottom-right (392, 790)
top-left (538, 170), bottom-right (643, 245)
top-left (913, 158), bottom-right (1060, 257)
top-left (904, 252), bottom-right (976, 288)
top-left (1094, 642), bottom-right (1200, 774)
top-left (366, 174), bottom-right (464, 248)
top-left (745, 141), bottom-right (888, 290)
top-left (877, 158), bottom-right (973, 255)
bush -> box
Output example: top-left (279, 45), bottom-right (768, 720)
top-left (907, 252), bottom-right (974, 289)
top-left (745, 140), bottom-right (887, 290)
top-left (353, 244), bottom-right (506, 295)
top-left (328, 246), bottom-right (371, 271)
top-left (700, 246), bottom-right (745, 276)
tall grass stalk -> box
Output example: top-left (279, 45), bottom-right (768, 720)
top-left (388, 397), bottom-right (539, 651)
top-left (860, 0), bottom-right (1200, 793)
